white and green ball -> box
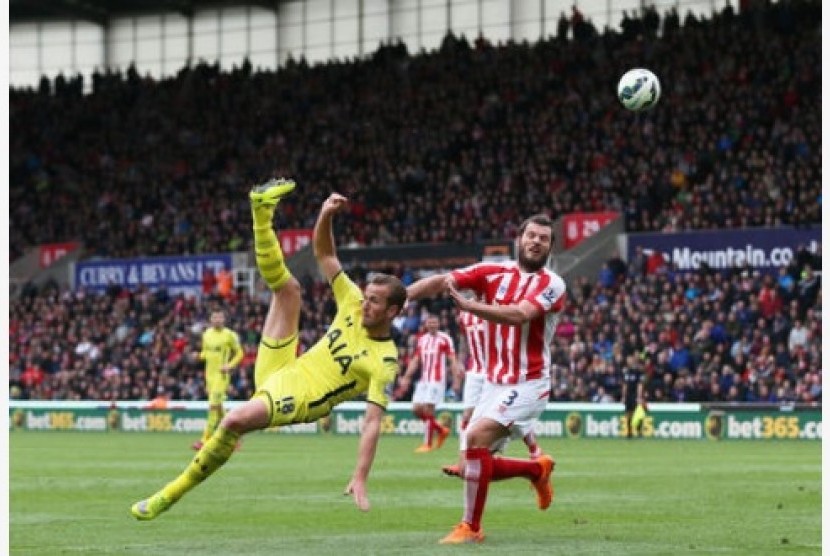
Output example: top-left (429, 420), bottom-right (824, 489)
top-left (617, 68), bottom-right (661, 112)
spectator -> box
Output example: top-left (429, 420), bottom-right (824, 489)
top-left (201, 268), bottom-right (217, 298)
top-left (216, 266), bottom-right (234, 300)
top-left (788, 320), bottom-right (809, 352)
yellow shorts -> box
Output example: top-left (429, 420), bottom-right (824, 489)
top-left (254, 334), bottom-right (299, 389)
top-left (254, 369), bottom-right (323, 428)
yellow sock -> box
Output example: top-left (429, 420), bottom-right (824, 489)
top-left (251, 200), bottom-right (276, 230)
top-left (252, 211), bottom-right (292, 291)
top-left (201, 406), bottom-right (224, 443)
top-left (161, 426), bottom-right (239, 503)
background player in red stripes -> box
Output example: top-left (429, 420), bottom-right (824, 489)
top-left (397, 314), bottom-right (462, 452)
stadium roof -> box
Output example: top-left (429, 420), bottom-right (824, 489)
top-left (10, 0), bottom-right (279, 25)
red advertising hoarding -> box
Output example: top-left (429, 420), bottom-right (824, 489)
top-left (278, 229), bottom-right (313, 257)
top-left (562, 212), bottom-right (619, 249)
top-left (39, 242), bottom-right (80, 268)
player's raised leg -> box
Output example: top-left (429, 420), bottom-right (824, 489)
top-left (249, 177), bottom-right (302, 388)
top-left (131, 398), bottom-right (270, 520)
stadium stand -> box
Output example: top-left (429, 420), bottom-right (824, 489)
top-left (10, 0), bottom-right (820, 261)
top-left (9, 245), bottom-right (821, 404)
top-left (8, 1), bottom-right (821, 404)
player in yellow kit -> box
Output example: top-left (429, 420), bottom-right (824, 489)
top-left (191, 310), bottom-right (243, 450)
top-left (131, 181), bottom-right (406, 520)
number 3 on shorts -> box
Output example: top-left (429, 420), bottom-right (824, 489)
top-left (502, 390), bottom-right (519, 406)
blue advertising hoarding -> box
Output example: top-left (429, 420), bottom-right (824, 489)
top-left (73, 254), bottom-right (233, 294)
top-left (627, 228), bottom-right (820, 274)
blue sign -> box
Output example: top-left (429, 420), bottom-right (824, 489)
top-left (628, 228), bottom-right (820, 273)
top-left (74, 254), bottom-right (233, 294)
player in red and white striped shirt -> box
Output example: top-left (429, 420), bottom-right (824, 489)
top-left (457, 309), bottom-right (488, 432)
top-left (397, 314), bottom-right (462, 452)
top-left (408, 214), bottom-right (565, 545)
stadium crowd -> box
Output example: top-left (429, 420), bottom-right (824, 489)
top-left (9, 245), bottom-right (821, 405)
top-left (10, 0), bottom-right (820, 262)
top-left (8, 1), bottom-right (821, 406)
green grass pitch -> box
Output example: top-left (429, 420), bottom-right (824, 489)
top-left (9, 431), bottom-right (821, 555)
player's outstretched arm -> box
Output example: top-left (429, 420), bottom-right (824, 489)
top-left (344, 402), bottom-right (384, 511)
top-left (448, 283), bottom-right (542, 325)
top-left (407, 273), bottom-right (457, 300)
top-left (313, 193), bottom-right (348, 283)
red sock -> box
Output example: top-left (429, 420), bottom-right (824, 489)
top-left (491, 456), bottom-right (542, 481)
top-left (426, 415), bottom-right (443, 434)
top-left (421, 417), bottom-right (433, 445)
top-left (462, 448), bottom-right (492, 532)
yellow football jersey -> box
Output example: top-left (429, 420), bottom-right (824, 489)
top-left (256, 271), bottom-right (399, 424)
top-left (200, 327), bottom-right (243, 380)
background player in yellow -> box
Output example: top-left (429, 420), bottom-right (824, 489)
top-left (131, 181), bottom-right (407, 520)
top-left (191, 309), bottom-right (243, 450)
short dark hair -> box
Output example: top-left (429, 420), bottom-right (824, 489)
top-left (518, 213), bottom-right (554, 237)
top-left (369, 273), bottom-right (407, 314)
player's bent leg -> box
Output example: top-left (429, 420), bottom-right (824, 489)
top-left (130, 399), bottom-right (270, 521)
top-left (221, 397), bottom-right (272, 433)
top-left (262, 279), bottom-right (302, 337)
top-left (254, 281), bottom-right (302, 388)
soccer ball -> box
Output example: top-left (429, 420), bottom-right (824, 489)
top-left (617, 68), bottom-right (661, 112)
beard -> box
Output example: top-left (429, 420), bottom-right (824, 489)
top-left (518, 247), bottom-right (549, 272)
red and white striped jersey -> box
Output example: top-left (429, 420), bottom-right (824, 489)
top-left (457, 310), bottom-right (487, 376)
top-left (414, 331), bottom-right (456, 385)
top-left (451, 261), bottom-right (566, 384)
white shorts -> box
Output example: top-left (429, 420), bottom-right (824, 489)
top-left (462, 372), bottom-right (486, 410)
top-left (412, 381), bottom-right (445, 406)
top-left (464, 378), bottom-right (550, 452)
